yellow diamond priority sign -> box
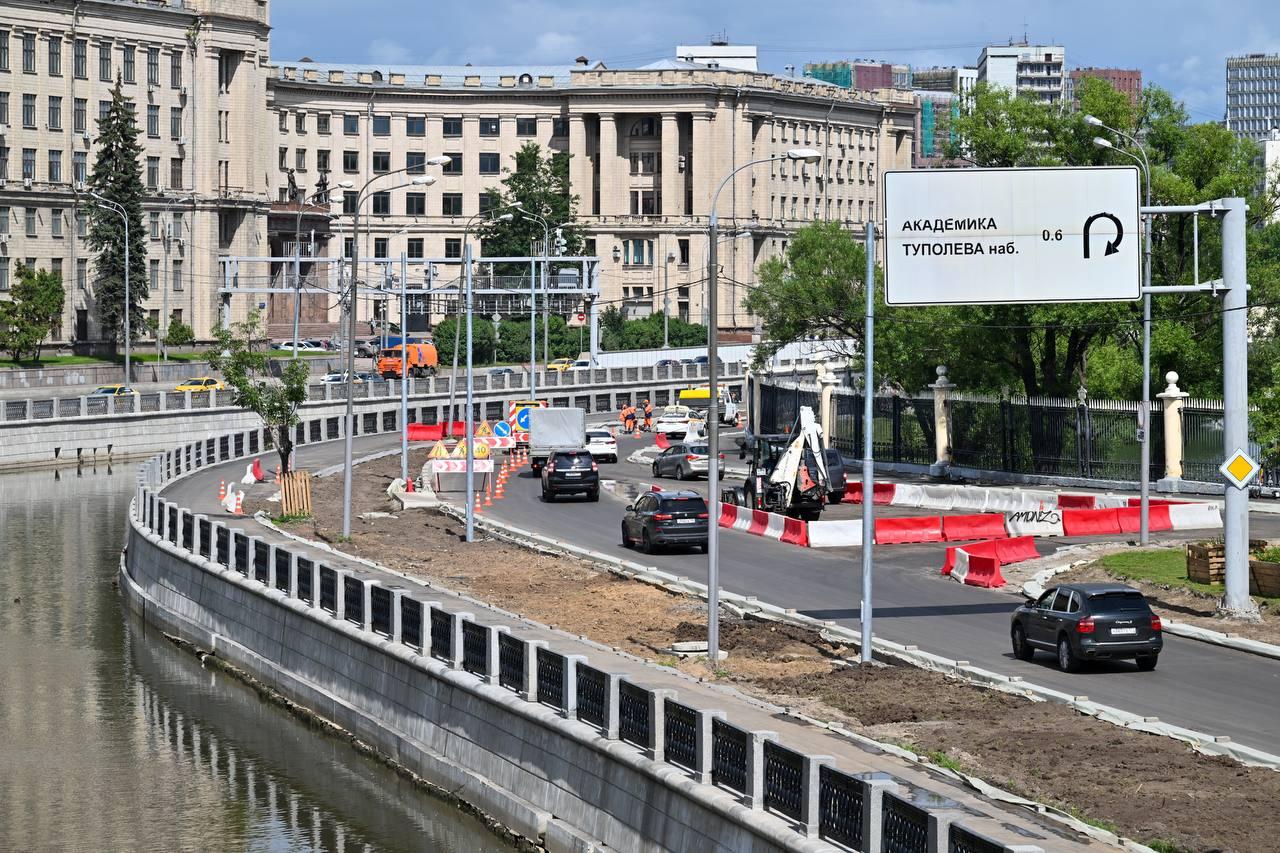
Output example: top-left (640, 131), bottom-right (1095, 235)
top-left (1220, 449), bottom-right (1260, 489)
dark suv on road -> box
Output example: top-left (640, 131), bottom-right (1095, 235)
top-left (1011, 583), bottom-right (1163, 672)
top-left (621, 490), bottom-right (709, 554)
top-left (540, 450), bottom-right (599, 502)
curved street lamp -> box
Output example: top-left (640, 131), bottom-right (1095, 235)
top-left (86, 191), bottom-right (132, 386)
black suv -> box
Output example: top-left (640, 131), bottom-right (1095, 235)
top-left (621, 490), bottom-right (709, 553)
top-left (1011, 583), bottom-right (1163, 672)
top-left (540, 450), bottom-right (599, 502)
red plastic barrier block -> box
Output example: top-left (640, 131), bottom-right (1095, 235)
top-left (942, 539), bottom-right (1001, 574)
top-left (962, 554), bottom-right (1007, 588)
top-left (872, 483), bottom-right (897, 505)
top-left (993, 535), bottom-right (1039, 564)
top-left (781, 516), bottom-right (809, 547)
top-left (719, 503), bottom-right (739, 527)
top-left (1058, 494), bottom-right (1096, 509)
top-left (1116, 505), bottom-right (1172, 533)
top-left (845, 482), bottom-right (864, 503)
top-left (1061, 508), bottom-right (1122, 537)
top-left (942, 545), bottom-right (958, 575)
top-left (875, 515), bottom-right (942, 544)
top-left (1126, 498), bottom-right (1187, 507)
top-left (655, 433), bottom-right (670, 449)
top-left (447, 420), bottom-right (467, 437)
top-left (406, 423), bottom-right (444, 441)
top-left (942, 513), bottom-right (1009, 542)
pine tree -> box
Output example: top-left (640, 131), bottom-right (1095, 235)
top-left (477, 143), bottom-right (582, 272)
top-left (86, 76), bottom-right (147, 343)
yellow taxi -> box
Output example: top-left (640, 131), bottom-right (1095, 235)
top-left (546, 358), bottom-right (575, 372)
top-left (174, 376), bottom-right (226, 392)
top-left (90, 384), bottom-right (138, 396)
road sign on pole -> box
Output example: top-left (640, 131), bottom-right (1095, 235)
top-left (1220, 449), bottom-right (1260, 490)
top-left (883, 166), bottom-right (1141, 306)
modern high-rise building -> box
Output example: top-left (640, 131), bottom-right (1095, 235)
top-left (804, 60), bottom-right (912, 92)
top-left (912, 66), bottom-right (978, 99)
top-left (1226, 54), bottom-right (1280, 140)
top-left (1067, 68), bottom-right (1142, 106)
top-left (976, 42), bottom-right (1066, 103)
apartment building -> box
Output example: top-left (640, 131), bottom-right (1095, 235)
top-left (1067, 67), bottom-right (1141, 107)
top-left (0, 0), bottom-right (271, 346)
top-left (977, 42), bottom-right (1066, 104)
top-left (1226, 54), bottom-right (1280, 141)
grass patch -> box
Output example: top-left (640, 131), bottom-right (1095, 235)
top-left (1064, 806), bottom-right (1118, 834)
top-left (1095, 547), bottom-right (1280, 607)
top-left (273, 513), bottom-right (312, 524)
top-left (2, 355), bottom-right (110, 368)
top-left (1147, 841), bottom-right (1192, 853)
top-left (926, 750), bottom-right (963, 772)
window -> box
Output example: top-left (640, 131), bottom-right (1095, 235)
top-left (406, 115), bottom-right (425, 136)
top-left (405, 193), bottom-right (426, 216)
top-left (407, 238), bottom-right (424, 259)
top-left (22, 148), bottom-right (34, 180)
top-left (0, 206), bottom-right (7, 234)
top-left (342, 237), bottom-right (354, 258)
top-left (678, 238), bottom-right (690, 265)
top-left (629, 190), bottom-right (658, 215)
top-left (479, 117), bottom-right (500, 136)
top-left (295, 112), bottom-right (306, 134)
top-left (444, 237), bottom-right (462, 258)
top-left (48, 150), bottom-right (61, 183)
top-left (442, 117), bottom-right (462, 137)
top-left (0, 262), bottom-right (7, 293)
top-left (372, 151), bottom-right (390, 172)
top-left (147, 46), bottom-right (159, 85)
top-left (629, 151), bottom-right (658, 174)
top-left (25, 207), bottom-right (37, 237)
top-left (0, 31), bottom-right (7, 71)
top-left (170, 106), bottom-right (182, 139)
top-left (516, 116), bottom-right (537, 136)
top-left (48, 96), bottom-right (62, 130)
top-left (295, 149), bottom-right (306, 171)
top-left (442, 154), bottom-right (462, 174)
top-left (342, 150), bottom-right (358, 173)
top-left (123, 45), bottom-right (135, 83)
top-left (74, 39), bottom-right (86, 79)
top-left (170, 157), bottom-right (183, 190)
top-left (171, 259), bottom-right (183, 291)
top-left (371, 191), bottom-right (390, 215)
top-left (343, 113), bottom-right (359, 135)
top-left (22, 33), bottom-right (35, 73)
top-left (278, 111), bottom-right (288, 132)
top-left (0, 93), bottom-right (6, 126)
top-left (622, 238), bottom-right (653, 266)
top-left (150, 211), bottom-right (161, 238)
top-left (630, 116), bottom-right (656, 136)
top-left (172, 211), bottom-right (183, 239)
top-left (277, 147), bottom-right (288, 170)
top-left (478, 193), bottom-right (495, 213)
top-left (316, 150), bottom-right (330, 172)
top-left (0, 148), bottom-right (6, 181)
top-left (405, 151), bottom-right (426, 174)
top-left (373, 237), bottom-right (388, 258)
top-left (342, 190), bottom-right (357, 214)
top-left (479, 152), bottom-right (500, 174)
top-left (77, 259), bottom-right (87, 290)
top-left (73, 152), bottom-right (86, 184)
top-left (170, 49), bottom-right (182, 88)
top-left (98, 99), bottom-right (110, 123)
top-left (22, 94), bottom-right (35, 128)
top-left (441, 193), bottom-right (462, 216)
top-left (149, 260), bottom-right (160, 290)
top-left (147, 104), bottom-right (159, 137)
top-left (74, 98), bottom-right (86, 133)
top-left (372, 114), bottom-right (390, 136)
top-left (552, 117), bottom-right (568, 137)
top-left (316, 113), bottom-right (330, 134)
top-left (99, 43), bottom-right (111, 81)
top-left (50, 258), bottom-right (61, 283)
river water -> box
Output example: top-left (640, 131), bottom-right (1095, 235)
top-left (0, 464), bottom-right (511, 853)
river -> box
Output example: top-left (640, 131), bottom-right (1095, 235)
top-left (0, 464), bottom-right (511, 853)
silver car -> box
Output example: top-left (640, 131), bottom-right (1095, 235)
top-left (651, 442), bottom-right (720, 480)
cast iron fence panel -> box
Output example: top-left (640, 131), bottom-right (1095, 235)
top-left (948, 824), bottom-right (1006, 853)
top-left (233, 434), bottom-right (244, 456)
top-left (181, 514), bottom-right (194, 552)
top-left (711, 718), bottom-right (748, 794)
top-left (219, 435), bottom-right (230, 460)
top-left (370, 586), bottom-right (392, 636)
top-left (327, 417), bottom-right (340, 440)
top-left (819, 766), bottom-right (864, 849)
top-left (362, 412), bottom-right (376, 434)
top-left (214, 526), bottom-right (229, 567)
top-left (296, 557), bottom-right (314, 603)
top-left (274, 548), bottom-right (291, 593)
top-left (1183, 404), bottom-right (1227, 483)
top-left (233, 534), bottom-right (248, 575)
top-left (536, 647), bottom-right (565, 709)
top-left (382, 410), bottom-right (396, 432)
top-left (318, 566), bottom-right (337, 614)
top-left (618, 681), bottom-right (650, 748)
top-left (575, 664), bottom-right (606, 730)
top-left (198, 518), bottom-right (213, 559)
top-left (253, 541), bottom-right (270, 584)
top-left (430, 609), bottom-right (453, 662)
top-left (400, 598), bottom-right (423, 650)
top-left (342, 576), bottom-right (364, 626)
top-left (461, 621), bottom-right (488, 675)
top-left (310, 419), bottom-right (322, 442)
top-left (882, 794), bottom-right (929, 853)
top-left (663, 700), bottom-right (698, 771)
top-left (498, 633), bottom-right (524, 692)
top-left (249, 431), bottom-right (260, 454)
top-left (763, 740), bottom-right (804, 821)
top-left (166, 506), bottom-right (178, 544)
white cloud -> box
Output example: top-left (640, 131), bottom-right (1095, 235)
top-left (534, 31), bottom-right (581, 60)
top-left (367, 38), bottom-right (412, 65)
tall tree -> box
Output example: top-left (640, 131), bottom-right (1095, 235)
top-left (85, 76), bottom-right (147, 344)
top-left (0, 262), bottom-right (65, 362)
top-left (477, 143), bottom-right (583, 265)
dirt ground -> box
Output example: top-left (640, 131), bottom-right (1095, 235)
top-left (270, 453), bottom-right (1280, 853)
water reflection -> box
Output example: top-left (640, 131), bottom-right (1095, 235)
top-left (0, 464), bottom-right (509, 853)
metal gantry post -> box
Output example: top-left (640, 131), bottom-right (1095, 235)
top-left (860, 221), bottom-right (876, 663)
top-left (341, 203), bottom-right (360, 537)
top-left (707, 207), bottom-right (722, 663)
top-left (530, 252), bottom-right (537, 399)
top-left (400, 252), bottom-right (409, 484)
top-left (464, 241), bottom-right (476, 543)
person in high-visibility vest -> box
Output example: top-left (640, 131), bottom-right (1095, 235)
top-left (642, 399), bottom-right (653, 431)
top-left (623, 403), bottom-right (637, 434)
top-left (620, 402), bottom-right (633, 432)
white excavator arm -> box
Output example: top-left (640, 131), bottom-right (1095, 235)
top-left (766, 406), bottom-right (829, 507)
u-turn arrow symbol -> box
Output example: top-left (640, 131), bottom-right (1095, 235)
top-left (1083, 212), bottom-right (1124, 259)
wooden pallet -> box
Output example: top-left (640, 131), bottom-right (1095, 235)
top-left (1250, 559), bottom-right (1280, 598)
top-left (280, 470), bottom-right (313, 517)
top-left (1186, 543), bottom-right (1225, 584)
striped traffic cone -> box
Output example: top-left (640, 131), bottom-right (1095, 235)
top-left (217, 480), bottom-right (226, 501)
top-left (233, 491), bottom-right (244, 516)
top-left (495, 477), bottom-right (505, 499)
top-left (484, 480), bottom-right (493, 506)
top-left (475, 491), bottom-right (484, 514)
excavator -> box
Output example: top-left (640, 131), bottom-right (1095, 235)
top-left (725, 406), bottom-right (830, 521)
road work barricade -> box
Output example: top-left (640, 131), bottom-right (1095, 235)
top-left (887, 483), bottom-right (926, 508)
top-left (918, 485), bottom-right (957, 511)
top-left (949, 551), bottom-right (1006, 588)
top-left (718, 503), bottom-right (808, 545)
top-left (1169, 502), bottom-right (1224, 531)
top-left (1003, 508), bottom-right (1065, 537)
top-left (1061, 508), bottom-right (1123, 537)
top-left (844, 481), bottom-right (897, 504)
top-left (407, 423), bottom-right (445, 441)
top-left (942, 513), bottom-right (1008, 542)
top-left (1057, 494), bottom-right (1096, 509)
top-left (874, 515), bottom-right (943, 544)
top-left (942, 536), bottom-right (1038, 578)
top-left (807, 519), bottom-right (862, 548)
top-left (654, 433), bottom-right (670, 449)
top-left (1116, 504), bottom-right (1172, 533)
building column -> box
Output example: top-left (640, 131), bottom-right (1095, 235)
top-left (661, 112), bottom-right (681, 216)
top-left (569, 114), bottom-right (590, 210)
top-left (598, 113), bottom-right (619, 216)
top-left (691, 112), bottom-right (713, 217)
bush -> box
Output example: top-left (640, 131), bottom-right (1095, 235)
top-left (164, 317), bottom-right (196, 348)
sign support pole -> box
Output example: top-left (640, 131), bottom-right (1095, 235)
top-left (860, 221), bottom-right (876, 664)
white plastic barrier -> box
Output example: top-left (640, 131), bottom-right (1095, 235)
top-left (1168, 502), bottom-right (1224, 531)
top-left (950, 549), bottom-right (972, 584)
top-left (951, 488), bottom-right (990, 512)
top-left (1096, 494), bottom-right (1132, 509)
top-left (806, 519), bottom-right (864, 548)
top-left (1003, 508), bottom-right (1066, 537)
top-left (888, 483), bottom-right (926, 509)
top-left (918, 485), bottom-right (956, 511)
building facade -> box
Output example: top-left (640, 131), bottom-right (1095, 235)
top-left (977, 43), bottom-right (1066, 104)
top-left (1067, 67), bottom-right (1141, 106)
top-left (803, 60), bottom-right (912, 93)
top-left (1226, 54), bottom-right (1280, 140)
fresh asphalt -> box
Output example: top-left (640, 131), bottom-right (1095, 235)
top-left (167, 431), bottom-right (1280, 754)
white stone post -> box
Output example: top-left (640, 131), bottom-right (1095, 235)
top-left (929, 365), bottom-right (954, 476)
top-left (1157, 370), bottom-right (1189, 491)
top-left (817, 361), bottom-right (838, 445)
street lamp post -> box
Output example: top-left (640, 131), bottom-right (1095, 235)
top-left (159, 194), bottom-right (193, 360)
top-left (340, 158), bottom-right (448, 538)
top-left (514, 204), bottom-right (550, 390)
top-left (290, 187), bottom-right (335, 359)
top-left (705, 147), bottom-right (821, 663)
top-left (1090, 116), bottom-right (1153, 545)
top-left (88, 191), bottom-right (131, 386)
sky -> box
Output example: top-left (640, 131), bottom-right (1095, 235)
top-left (269, 0), bottom-right (1280, 124)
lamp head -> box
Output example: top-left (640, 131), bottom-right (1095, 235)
top-left (1092, 136), bottom-right (1114, 149)
top-left (786, 147), bottom-right (822, 164)
top-left (426, 155), bottom-right (452, 166)
top-left (410, 175), bottom-right (436, 186)
top-left (508, 200), bottom-right (525, 210)
top-left (1083, 114), bottom-right (1103, 127)
top-left (337, 180), bottom-right (355, 189)
top-left (496, 213), bottom-right (515, 222)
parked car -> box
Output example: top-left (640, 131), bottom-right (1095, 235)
top-left (824, 448), bottom-right (846, 504)
top-left (547, 358), bottom-right (575, 372)
top-left (273, 340), bottom-right (329, 354)
top-left (319, 371), bottom-right (365, 384)
top-left (679, 358), bottom-right (697, 365)
top-left (489, 367), bottom-right (517, 377)
top-left (651, 442), bottom-right (722, 480)
top-left (585, 428), bottom-right (618, 463)
top-left (173, 376), bottom-right (225, 392)
top-left (90, 384), bottom-right (138, 396)
top-left (355, 338), bottom-right (381, 357)
top-left (540, 449), bottom-right (599, 501)
top-left (620, 490), bottom-right (709, 554)
top-left (655, 358), bottom-right (681, 369)
top-left (1011, 583), bottom-right (1163, 672)
top-left (571, 359), bottom-right (592, 370)
top-left (654, 405), bottom-right (705, 441)
top-left (691, 355), bottom-right (724, 367)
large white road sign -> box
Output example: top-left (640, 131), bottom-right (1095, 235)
top-left (883, 166), bottom-right (1141, 306)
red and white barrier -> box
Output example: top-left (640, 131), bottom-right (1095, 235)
top-left (949, 551), bottom-right (1007, 588)
top-left (1003, 508), bottom-right (1065, 537)
top-left (807, 518), bottom-right (863, 548)
top-left (874, 515), bottom-right (944, 544)
top-left (717, 504), bottom-right (808, 546)
top-left (942, 513), bottom-right (1008, 541)
top-left (1169, 502), bottom-right (1223, 531)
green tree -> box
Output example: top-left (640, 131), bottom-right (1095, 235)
top-left (0, 262), bottom-right (66, 362)
top-left (86, 76), bottom-right (147, 344)
top-left (207, 311), bottom-right (310, 474)
top-left (476, 142), bottom-right (582, 269)
top-left (433, 317), bottom-right (497, 365)
top-left (163, 316), bottom-right (196, 348)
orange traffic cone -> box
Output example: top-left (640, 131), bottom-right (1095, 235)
top-left (217, 480), bottom-right (226, 501)
top-left (495, 477), bottom-right (505, 499)
top-left (633, 426), bottom-right (641, 439)
top-left (405, 477), bottom-right (415, 493)
top-left (475, 491), bottom-right (484, 513)
top-left (484, 480), bottom-right (493, 506)
top-left (233, 492), bottom-right (244, 516)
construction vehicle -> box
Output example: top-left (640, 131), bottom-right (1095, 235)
top-left (377, 343), bottom-right (438, 379)
top-left (726, 406), bottom-right (829, 521)
top-left (677, 386), bottom-right (740, 426)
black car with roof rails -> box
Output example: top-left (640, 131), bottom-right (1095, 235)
top-left (539, 449), bottom-right (599, 502)
top-left (621, 490), bottom-right (709, 554)
top-left (1011, 582), bottom-right (1163, 672)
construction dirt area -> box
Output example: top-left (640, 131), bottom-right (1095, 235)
top-left (269, 452), bottom-right (1280, 853)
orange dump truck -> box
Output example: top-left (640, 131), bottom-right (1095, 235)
top-left (377, 343), bottom-right (438, 378)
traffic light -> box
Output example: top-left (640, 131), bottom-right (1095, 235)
top-left (553, 227), bottom-right (568, 256)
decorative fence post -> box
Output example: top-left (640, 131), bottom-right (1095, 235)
top-left (818, 362), bottom-right (839, 446)
top-left (745, 730), bottom-right (778, 810)
top-left (929, 365), bottom-right (954, 475)
top-left (1158, 371), bottom-right (1189, 490)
